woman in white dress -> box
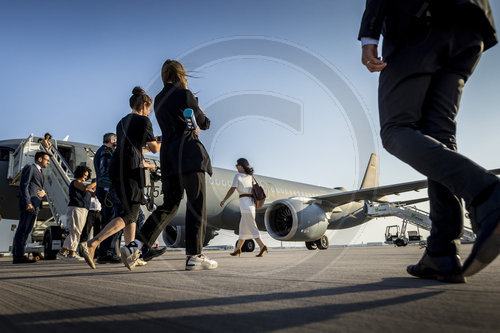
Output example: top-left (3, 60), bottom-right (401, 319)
top-left (220, 158), bottom-right (268, 257)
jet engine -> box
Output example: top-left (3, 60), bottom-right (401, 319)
top-left (162, 225), bottom-right (219, 248)
top-left (264, 198), bottom-right (328, 241)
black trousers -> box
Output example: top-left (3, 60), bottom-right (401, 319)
top-left (137, 172), bottom-right (206, 256)
top-left (13, 202), bottom-right (38, 257)
top-left (379, 19), bottom-right (499, 255)
top-left (80, 210), bottom-right (102, 242)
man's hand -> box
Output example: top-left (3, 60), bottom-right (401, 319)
top-left (37, 189), bottom-right (46, 198)
top-left (194, 126), bottom-right (201, 136)
top-left (26, 204), bottom-right (35, 213)
top-left (362, 44), bottom-right (387, 72)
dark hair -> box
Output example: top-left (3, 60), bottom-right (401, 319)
top-left (74, 165), bottom-right (91, 179)
top-left (237, 158), bottom-right (254, 175)
top-left (44, 133), bottom-right (52, 139)
top-left (103, 132), bottom-right (116, 144)
top-left (34, 151), bottom-right (51, 161)
top-left (161, 59), bottom-right (188, 89)
top-left (129, 86), bottom-right (152, 111)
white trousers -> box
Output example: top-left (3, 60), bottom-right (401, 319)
top-left (62, 206), bottom-right (89, 251)
top-left (238, 197), bottom-right (260, 239)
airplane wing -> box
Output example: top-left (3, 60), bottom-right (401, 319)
top-left (314, 168), bottom-right (500, 207)
top-left (313, 179), bottom-right (427, 206)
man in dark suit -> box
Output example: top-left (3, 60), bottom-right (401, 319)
top-left (359, 0), bottom-right (500, 282)
top-left (13, 151), bottom-right (51, 263)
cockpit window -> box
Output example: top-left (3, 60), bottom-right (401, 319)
top-left (0, 147), bottom-right (13, 161)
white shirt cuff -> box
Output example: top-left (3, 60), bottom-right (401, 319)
top-left (361, 37), bottom-right (379, 47)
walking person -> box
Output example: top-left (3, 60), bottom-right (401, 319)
top-left (13, 151), bottom-right (50, 264)
top-left (220, 158), bottom-right (268, 257)
top-left (121, 59), bottom-right (217, 271)
top-left (79, 193), bottom-right (102, 244)
top-left (79, 86), bottom-right (161, 269)
top-left (93, 132), bottom-right (122, 264)
top-left (57, 166), bottom-right (96, 260)
top-left (359, 0), bottom-right (500, 281)
top-left (41, 132), bottom-right (52, 149)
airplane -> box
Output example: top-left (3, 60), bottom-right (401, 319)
top-left (1, 134), bottom-right (497, 258)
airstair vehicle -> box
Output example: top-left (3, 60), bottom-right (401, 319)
top-left (367, 202), bottom-right (475, 246)
top-left (7, 134), bottom-right (75, 259)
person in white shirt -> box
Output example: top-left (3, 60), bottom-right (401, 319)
top-left (220, 158), bottom-right (268, 257)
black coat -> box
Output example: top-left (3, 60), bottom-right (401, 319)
top-left (154, 83), bottom-right (212, 177)
top-left (358, 0), bottom-right (497, 58)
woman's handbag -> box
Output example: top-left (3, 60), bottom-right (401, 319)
top-left (251, 176), bottom-right (266, 209)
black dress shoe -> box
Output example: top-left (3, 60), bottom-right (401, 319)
top-left (12, 256), bottom-right (37, 264)
top-left (407, 250), bottom-right (466, 283)
top-left (96, 254), bottom-right (122, 264)
top-left (142, 246), bottom-right (167, 262)
top-left (463, 182), bottom-right (500, 277)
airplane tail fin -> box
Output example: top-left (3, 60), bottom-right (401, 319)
top-left (360, 153), bottom-right (379, 189)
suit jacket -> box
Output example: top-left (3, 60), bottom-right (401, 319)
top-left (19, 163), bottom-right (45, 211)
top-left (358, 0), bottom-right (498, 58)
top-left (154, 83), bottom-right (212, 177)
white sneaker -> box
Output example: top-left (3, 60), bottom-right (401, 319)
top-left (185, 254), bottom-right (218, 271)
top-left (67, 254), bottom-right (84, 261)
top-left (136, 259), bottom-right (147, 266)
top-left (120, 242), bottom-right (142, 271)
top-left (56, 252), bottom-right (67, 260)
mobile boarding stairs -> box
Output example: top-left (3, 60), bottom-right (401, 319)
top-left (7, 134), bottom-right (77, 259)
top-left (367, 202), bottom-right (476, 246)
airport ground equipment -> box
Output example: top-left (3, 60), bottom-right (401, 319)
top-left (7, 134), bottom-right (74, 259)
top-left (367, 202), bottom-right (475, 246)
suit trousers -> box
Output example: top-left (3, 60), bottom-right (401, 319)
top-left (13, 202), bottom-right (38, 257)
top-left (137, 172), bottom-right (206, 256)
top-left (378, 19), bottom-right (499, 255)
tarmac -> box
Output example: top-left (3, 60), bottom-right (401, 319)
top-left (0, 244), bottom-right (499, 333)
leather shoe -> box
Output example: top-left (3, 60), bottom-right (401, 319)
top-left (463, 182), bottom-right (500, 277)
top-left (407, 250), bottom-right (465, 283)
top-left (142, 246), bottom-right (167, 262)
top-left (12, 256), bottom-right (36, 264)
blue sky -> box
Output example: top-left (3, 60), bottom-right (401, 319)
top-left (2, 1), bottom-right (500, 244)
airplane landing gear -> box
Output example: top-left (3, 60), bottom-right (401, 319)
top-left (236, 239), bottom-right (255, 252)
top-left (315, 235), bottom-right (329, 250)
top-left (305, 241), bottom-right (317, 250)
top-left (305, 235), bottom-right (329, 250)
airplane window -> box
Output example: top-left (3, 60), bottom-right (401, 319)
top-left (216, 179), bottom-right (220, 185)
top-left (271, 187), bottom-right (275, 192)
top-left (222, 180), bottom-right (226, 186)
top-left (209, 178), bottom-right (214, 184)
top-left (285, 189), bottom-right (288, 194)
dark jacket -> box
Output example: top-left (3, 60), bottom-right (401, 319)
top-left (154, 83), bottom-right (212, 177)
top-left (19, 163), bottom-right (45, 212)
top-left (94, 145), bottom-right (114, 188)
top-left (358, 0), bottom-right (497, 58)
